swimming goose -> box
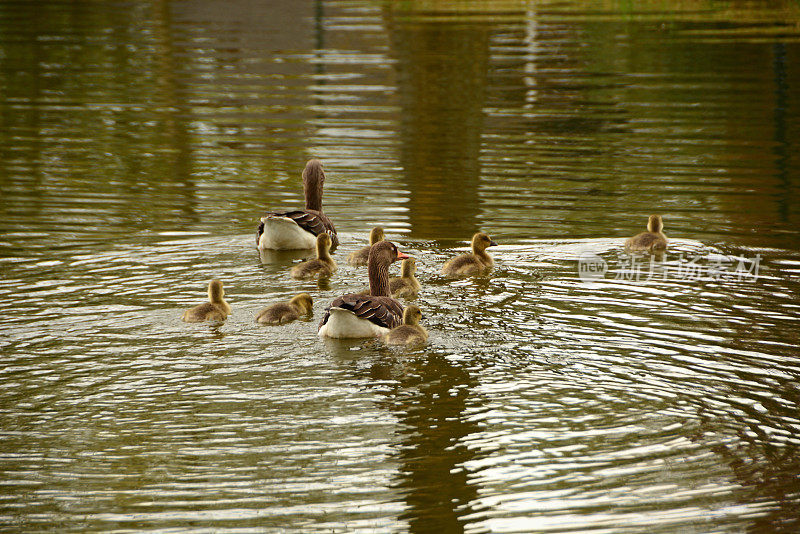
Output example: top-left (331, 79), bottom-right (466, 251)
top-left (256, 159), bottom-right (338, 250)
top-left (348, 227), bottom-right (385, 266)
top-left (383, 304), bottom-right (428, 345)
top-left (318, 241), bottom-right (408, 338)
top-left (181, 279), bottom-right (231, 322)
top-left (389, 257), bottom-right (421, 299)
top-left (255, 293), bottom-right (313, 325)
top-left (290, 233), bottom-right (337, 279)
top-left (441, 232), bottom-right (498, 276)
top-left (626, 215), bottom-right (667, 252)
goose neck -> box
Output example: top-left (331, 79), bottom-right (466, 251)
top-left (368, 261), bottom-right (391, 297)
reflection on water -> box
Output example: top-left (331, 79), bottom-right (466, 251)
top-left (387, 9), bottom-right (492, 239)
top-left (2, 0), bottom-right (800, 532)
top-left (367, 349), bottom-right (483, 532)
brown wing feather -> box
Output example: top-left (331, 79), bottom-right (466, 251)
top-left (256, 209), bottom-right (338, 248)
top-left (319, 293), bottom-right (403, 330)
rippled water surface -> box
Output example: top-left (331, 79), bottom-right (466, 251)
top-left (2, 1), bottom-right (800, 532)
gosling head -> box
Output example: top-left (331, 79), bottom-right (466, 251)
top-left (400, 257), bottom-right (416, 277)
top-left (316, 232), bottom-right (332, 254)
top-left (471, 232), bottom-right (498, 253)
top-left (402, 304), bottom-right (424, 326)
top-left (647, 214), bottom-right (664, 234)
top-left (208, 279), bottom-right (225, 303)
top-left (369, 227), bottom-right (385, 245)
top-left (290, 293), bottom-right (313, 314)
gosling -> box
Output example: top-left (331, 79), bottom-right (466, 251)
top-left (348, 227), bottom-right (385, 266)
top-left (181, 279), bottom-right (231, 322)
top-left (389, 257), bottom-right (421, 299)
top-left (382, 305), bottom-right (428, 345)
top-left (290, 233), bottom-right (337, 279)
top-left (255, 293), bottom-right (313, 325)
top-left (626, 215), bottom-right (668, 252)
top-left (441, 232), bottom-right (498, 276)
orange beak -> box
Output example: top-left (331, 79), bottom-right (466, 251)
top-left (397, 251), bottom-right (410, 260)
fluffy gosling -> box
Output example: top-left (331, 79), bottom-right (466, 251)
top-left (441, 232), bottom-right (498, 276)
top-left (255, 293), bottom-right (313, 325)
top-left (383, 305), bottom-right (428, 345)
top-left (181, 279), bottom-right (231, 322)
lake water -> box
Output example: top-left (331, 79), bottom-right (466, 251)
top-left (1, 1), bottom-right (799, 532)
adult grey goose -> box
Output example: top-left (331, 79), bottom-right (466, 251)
top-left (318, 241), bottom-right (408, 338)
top-left (256, 159), bottom-right (338, 250)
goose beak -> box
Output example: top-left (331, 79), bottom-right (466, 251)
top-left (397, 251), bottom-right (410, 260)
top-left (489, 240), bottom-right (498, 247)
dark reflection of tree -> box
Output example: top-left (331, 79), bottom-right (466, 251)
top-left (0, 3), bottom-right (47, 235)
top-left (771, 42), bottom-right (791, 224)
top-left (368, 353), bottom-right (483, 533)
top-left (383, 9), bottom-right (494, 241)
top-left (151, 0), bottom-right (198, 227)
top-left (169, 0), bottom-right (323, 224)
top-left (0, 1), bottom-right (202, 236)
top-left (693, 379), bottom-right (800, 533)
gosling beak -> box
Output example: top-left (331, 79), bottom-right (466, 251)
top-left (489, 240), bottom-right (498, 247)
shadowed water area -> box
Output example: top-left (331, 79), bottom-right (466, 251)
top-left (1, 0), bottom-right (800, 532)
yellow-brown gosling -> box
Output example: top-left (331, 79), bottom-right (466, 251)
top-left (348, 227), bottom-right (385, 267)
top-left (255, 293), bottom-right (313, 325)
top-left (290, 233), bottom-right (337, 279)
top-left (383, 305), bottom-right (428, 345)
top-left (181, 279), bottom-right (231, 322)
top-left (625, 214), bottom-right (668, 252)
top-left (441, 232), bottom-right (498, 276)
top-left (389, 257), bottom-right (421, 299)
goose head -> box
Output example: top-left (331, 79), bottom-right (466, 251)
top-left (302, 159), bottom-right (325, 212)
top-left (367, 241), bottom-right (409, 296)
top-left (368, 240), bottom-right (408, 266)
